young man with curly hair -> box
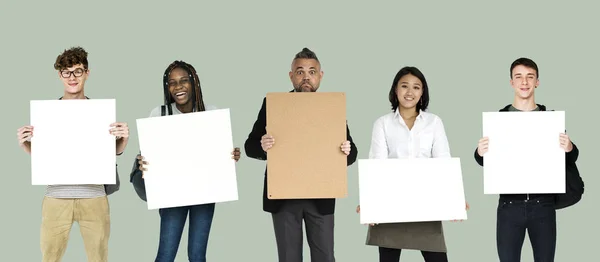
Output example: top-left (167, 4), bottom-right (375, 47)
top-left (16, 46), bottom-right (130, 262)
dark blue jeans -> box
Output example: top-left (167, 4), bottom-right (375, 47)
top-left (155, 203), bottom-right (216, 262)
top-left (496, 197), bottom-right (556, 262)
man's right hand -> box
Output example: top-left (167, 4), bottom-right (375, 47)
top-left (17, 125), bottom-right (33, 154)
top-left (477, 137), bottom-right (489, 156)
top-left (261, 134), bottom-right (275, 152)
top-left (137, 155), bottom-right (148, 178)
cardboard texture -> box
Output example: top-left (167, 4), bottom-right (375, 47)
top-left (266, 92), bottom-right (347, 199)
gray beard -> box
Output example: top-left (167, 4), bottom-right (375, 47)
top-left (294, 83), bottom-right (314, 92)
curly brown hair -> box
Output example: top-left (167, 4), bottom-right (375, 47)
top-left (54, 47), bottom-right (89, 71)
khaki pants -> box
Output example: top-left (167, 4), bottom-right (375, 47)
top-left (40, 196), bottom-right (110, 262)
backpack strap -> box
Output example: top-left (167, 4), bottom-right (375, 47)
top-left (161, 105), bottom-right (166, 116)
top-left (537, 104), bottom-right (547, 111)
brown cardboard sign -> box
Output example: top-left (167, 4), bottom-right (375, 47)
top-left (266, 92), bottom-right (348, 199)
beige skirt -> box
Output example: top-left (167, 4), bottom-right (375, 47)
top-left (365, 221), bottom-right (447, 253)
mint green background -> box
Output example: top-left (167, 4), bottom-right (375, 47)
top-left (1, 1), bottom-right (598, 261)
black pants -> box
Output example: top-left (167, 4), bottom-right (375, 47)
top-left (271, 200), bottom-right (335, 262)
top-left (496, 197), bottom-right (556, 262)
top-left (379, 247), bottom-right (448, 262)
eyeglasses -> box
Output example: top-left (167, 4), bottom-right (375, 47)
top-left (167, 78), bottom-right (191, 88)
top-left (60, 68), bottom-right (86, 78)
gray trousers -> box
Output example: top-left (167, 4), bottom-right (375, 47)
top-left (271, 200), bottom-right (335, 262)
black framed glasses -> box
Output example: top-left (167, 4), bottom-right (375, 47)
top-left (167, 77), bottom-right (191, 88)
top-left (60, 68), bottom-right (86, 78)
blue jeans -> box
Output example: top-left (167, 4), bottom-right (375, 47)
top-left (155, 203), bottom-right (216, 262)
top-left (496, 197), bottom-right (556, 262)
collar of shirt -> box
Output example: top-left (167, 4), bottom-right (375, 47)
top-left (368, 109), bottom-right (451, 159)
top-left (393, 108), bottom-right (425, 123)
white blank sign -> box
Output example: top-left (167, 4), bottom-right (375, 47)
top-left (358, 158), bottom-right (467, 224)
top-left (136, 108), bottom-right (239, 210)
top-left (30, 99), bottom-right (116, 185)
top-left (482, 111), bottom-right (565, 194)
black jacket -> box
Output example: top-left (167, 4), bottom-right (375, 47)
top-left (473, 104), bottom-right (579, 201)
top-left (244, 95), bottom-right (358, 215)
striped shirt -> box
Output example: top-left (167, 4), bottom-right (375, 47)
top-left (45, 184), bottom-right (106, 198)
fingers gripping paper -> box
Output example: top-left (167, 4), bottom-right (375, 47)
top-left (482, 111), bottom-right (565, 194)
top-left (30, 99), bottom-right (116, 185)
top-left (136, 109), bottom-right (238, 210)
top-left (266, 92), bottom-right (347, 199)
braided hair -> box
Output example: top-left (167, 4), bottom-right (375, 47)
top-left (162, 60), bottom-right (206, 115)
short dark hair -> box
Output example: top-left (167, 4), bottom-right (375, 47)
top-left (54, 47), bottom-right (88, 71)
top-left (510, 57), bottom-right (538, 79)
top-left (388, 66), bottom-right (430, 112)
top-left (293, 47), bottom-right (319, 62)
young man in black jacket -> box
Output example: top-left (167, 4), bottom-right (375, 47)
top-left (474, 57), bottom-right (579, 262)
top-left (244, 47), bottom-right (358, 262)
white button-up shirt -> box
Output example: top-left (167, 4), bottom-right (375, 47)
top-left (368, 110), bottom-right (451, 159)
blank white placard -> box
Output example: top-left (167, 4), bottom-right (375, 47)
top-left (482, 111), bottom-right (565, 194)
top-left (30, 99), bottom-right (116, 185)
top-left (358, 158), bottom-right (467, 224)
top-left (136, 108), bottom-right (238, 210)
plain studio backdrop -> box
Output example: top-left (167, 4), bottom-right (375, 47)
top-left (1, 1), bottom-right (597, 261)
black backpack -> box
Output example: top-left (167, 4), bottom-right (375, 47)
top-left (105, 167), bottom-right (121, 196)
top-left (499, 104), bottom-right (584, 209)
top-left (556, 159), bottom-right (584, 209)
top-left (129, 105), bottom-right (168, 202)
top-left (130, 156), bottom-right (146, 201)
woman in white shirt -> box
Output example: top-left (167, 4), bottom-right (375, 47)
top-left (356, 66), bottom-right (468, 262)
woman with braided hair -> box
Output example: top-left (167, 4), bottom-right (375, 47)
top-left (132, 60), bottom-right (241, 262)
